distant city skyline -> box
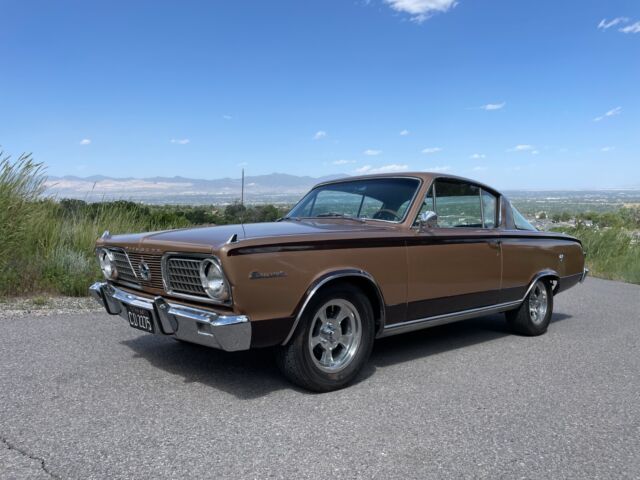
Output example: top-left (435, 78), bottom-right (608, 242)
top-left (1, 0), bottom-right (639, 190)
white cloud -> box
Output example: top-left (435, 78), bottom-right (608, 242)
top-left (509, 144), bottom-right (534, 152)
top-left (332, 159), bottom-right (356, 165)
top-left (356, 164), bottom-right (409, 174)
top-left (470, 153), bottom-right (485, 159)
top-left (237, 162), bottom-right (248, 167)
top-left (424, 165), bottom-right (451, 172)
top-left (399, 129), bottom-right (410, 136)
top-left (384, 0), bottom-right (458, 23)
top-left (472, 166), bottom-right (487, 172)
top-left (531, 150), bottom-right (540, 155)
top-left (620, 21), bottom-right (640, 33)
top-left (363, 149), bottom-right (382, 156)
top-left (171, 138), bottom-right (190, 144)
top-left (421, 147), bottom-right (442, 154)
top-left (223, 114), bottom-right (233, 120)
top-left (601, 146), bottom-right (615, 152)
top-left (313, 130), bottom-right (327, 140)
top-left (79, 138), bottom-right (91, 145)
top-left (597, 17), bottom-right (628, 30)
top-left (593, 106), bottom-right (622, 122)
top-left (480, 102), bottom-right (505, 111)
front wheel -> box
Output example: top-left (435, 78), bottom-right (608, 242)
top-left (276, 285), bottom-right (375, 392)
top-left (505, 279), bottom-right (553, 336)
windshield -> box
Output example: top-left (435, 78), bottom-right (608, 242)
top-left (287, 177), bottom-right (421, 223)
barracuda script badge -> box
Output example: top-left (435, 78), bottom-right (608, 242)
top-left (249, 271), bottom-right (287, 280)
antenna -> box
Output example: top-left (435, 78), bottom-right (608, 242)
top-left (241, 168), bottom-right (245, 207)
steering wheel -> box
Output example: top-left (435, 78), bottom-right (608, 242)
top-left (372, 209), bottom-right (401, 221)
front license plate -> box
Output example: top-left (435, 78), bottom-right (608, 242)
top-left (126, 305), bottom-right (154, 333)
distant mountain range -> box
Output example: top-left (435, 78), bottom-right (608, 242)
top-left (44, 173), bottom-right (640, 206)
top-left (44, 173), bottom-right (347, 204)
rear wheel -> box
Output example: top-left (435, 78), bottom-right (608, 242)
top-left (276, 284), bottom-right (375, 392)
top-left (505, 279), bottom-right (553, 336)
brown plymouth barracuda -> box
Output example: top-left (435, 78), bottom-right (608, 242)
top-left (90, 173), bottom-right (587, 391)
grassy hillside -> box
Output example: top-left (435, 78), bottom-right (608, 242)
top-left (551, 211), bottom-right (640, 284)
top-left (1, 153), bottom-right (638, 297)
top-left (0, 154), bottom-right (286, 296)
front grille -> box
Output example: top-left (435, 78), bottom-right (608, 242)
top-left (165, 257), bottom-right (207, 297)
top-left (106, 249), bottom-right (209, 299)
top-left (108, 249), bottom-right (163, 290)
top-left (111, 250), bottom-right (138, 285)
top-left (127, 252), bottom-right (164, 290)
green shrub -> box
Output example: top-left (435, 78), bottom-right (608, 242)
top-left (556, 225), bottom-right (640, 284)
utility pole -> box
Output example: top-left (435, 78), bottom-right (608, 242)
top-left (241, 168), bottom-right (245, 207)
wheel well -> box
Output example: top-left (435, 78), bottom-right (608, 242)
top-left (335, 277), bottom-right (383, 333)
top-left (536, 274), bottom-right (559, 295)
top-left (302, 275), bottom-right (385, 337)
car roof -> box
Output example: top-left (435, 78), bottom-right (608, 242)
top-left (315, 172), bottom-right (502, 196)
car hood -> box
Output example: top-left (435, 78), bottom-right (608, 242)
top-left (99, 220), bottom-right (395, 252)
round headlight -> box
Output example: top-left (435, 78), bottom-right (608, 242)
top-left (98, 249), bottom-right (117, 279)
top-left (199, 258), bottom-right (230, 302)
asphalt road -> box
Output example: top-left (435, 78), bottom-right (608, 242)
top-left (1, 277), bottom-right (639, 479)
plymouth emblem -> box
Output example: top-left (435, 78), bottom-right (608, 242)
top-left (139, 261), bottom-right (151, 281)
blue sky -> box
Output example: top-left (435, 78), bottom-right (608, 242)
top-left (1, 0), bottom-right (639, 189)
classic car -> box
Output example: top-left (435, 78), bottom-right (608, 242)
top-left (90, 172), bottom-right (587, 391)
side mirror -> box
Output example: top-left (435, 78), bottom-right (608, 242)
top-left (419, 211), bottom-right (438, 231)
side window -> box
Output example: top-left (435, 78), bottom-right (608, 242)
top-left (481, 190), bottom-right (498, 228)
top-left (413, 186), bottom-right (435, 226)
top-left (435, 180), bottom-right (482, 228)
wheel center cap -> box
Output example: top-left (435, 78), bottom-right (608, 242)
top-left (320, 324), bottom-right (338, 344)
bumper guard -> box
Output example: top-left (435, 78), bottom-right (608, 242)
top-left (89, 282), bottom-right (251, 351)
top-left (580, 267), bottom-right (589, 283)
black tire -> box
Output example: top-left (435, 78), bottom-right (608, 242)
top-left (276, 284), bottom-right (375, 392)
top-left (505, 279), bottom-right (554, 336)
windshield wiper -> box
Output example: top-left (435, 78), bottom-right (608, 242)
top-left (277, 216), bottom-right (300, 222)
top-left (314, 213), bottom-right (365, 223)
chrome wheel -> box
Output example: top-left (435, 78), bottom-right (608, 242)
top-left (528, 281), bottom-right (549, 325)
top-left (308, 299), bottom-right (362, 373)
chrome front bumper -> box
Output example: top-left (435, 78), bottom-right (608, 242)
top-left (89, 282), bottom-right (251, 351)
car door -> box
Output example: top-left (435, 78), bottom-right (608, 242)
top-left (405, 179), bottom-right (502, 321)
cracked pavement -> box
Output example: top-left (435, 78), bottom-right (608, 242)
top-left (1, 437), bottom-right (59, 479)
top-left (0, 277), bottom-right (639, 479)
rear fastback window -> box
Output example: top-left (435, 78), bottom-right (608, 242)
top-left (512, 205), bottom-right (537, 231)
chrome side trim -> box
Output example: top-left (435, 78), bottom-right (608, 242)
top-left (380, 270), bottom-right (559, 337)
top-left (281, 270), bottom-right (386, 345)
top-left (90, 282), bottom-right (250, 351)
top-left (379, 301), bottom-right (521, 338)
